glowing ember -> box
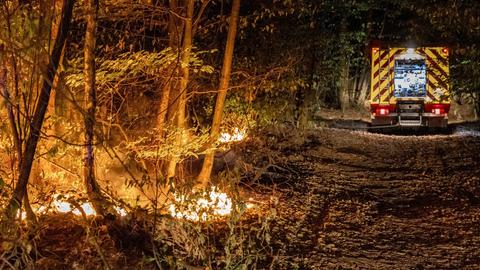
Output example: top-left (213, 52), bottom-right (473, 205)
top-left (169, 187), bottom-right (233, 221)
top-left (246, 197), bottom-right (256, 209)
top-left (219, 128), bottom-right (246, 143)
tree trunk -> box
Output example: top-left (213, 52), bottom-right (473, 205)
top-left (0, 66), bottom-right (22, 170)
top-left (475, 93), bottom-right (480, 120)
top-left (197, 0), bottom-right (241, 187)
top-left (166, 0), bottom-right (186, 125)
top-left (339, 60), bottom-right (350, 112)
top-left (355, 65), bottom-right (369, 107)
top-left (156, 0), bottom-right (180, 138)
top-left (166, 0), bottom-right (194, 180)
top-left (338, 17), bottom-right (350, 113)
top-left (296, 38), bottom-right (317, 129)
top-left (4, 0), bottom-right (75, 219)
top-left (54, 42), bottom-right (68, 135)
top-left (2, 38), bottom-right (39, 226)
top-left (1, 66), bottom-right (37, 224)
top-left (156, 75), bottom-right (172, 138)
top-left (84, 0), bottom-right (112, 216)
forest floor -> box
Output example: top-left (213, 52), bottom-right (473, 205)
top-left (6, 121), bottom-right (480, 270)
top-left (239, 122), bottom-right (480, 269)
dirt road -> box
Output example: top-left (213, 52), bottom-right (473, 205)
top-left (242, 126), bottom-right (480, 269)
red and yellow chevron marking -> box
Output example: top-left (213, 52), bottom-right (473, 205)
top-left (418, 47), bottom-right (450, 104)
top-left (370, 47), bottom-right (450, 105)
top-left (370, 48), bottom-right (405, 104)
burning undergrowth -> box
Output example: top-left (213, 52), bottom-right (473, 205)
top-left (168, 186), bottom-right (233, 221)
top-left (0, 125), bottom-right (275, 269)
top-left (19, 193), bottom-right (128, 220)
top-left (0, 187), bottom-right (273, 270)
top-left (1, 158), bottom-right (271, 269)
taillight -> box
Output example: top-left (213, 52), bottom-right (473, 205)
top-left (433, 108), bottom-right (444, 115)
top-left (371, 104), bottom-right (393, 116)
top-left (425, 104), bottom-right (449, 115)
top-left (379, 108), bottom-right (389, 115)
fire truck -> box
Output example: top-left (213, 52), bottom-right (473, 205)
top-left (370, 46), bottom-right (450, 127)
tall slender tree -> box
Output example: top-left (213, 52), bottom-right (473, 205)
top-left (156, 0), bottom-right (181, 138)
top-left (83, 0), bottom-right (112, 216)
top-left (166, 0), bottom-right (195, 180)
top-left (4, 0), bottom-right (75, 219)
top-left (0, 65), bottom-right (37, 223)
top-left (197, 0), bottom-right (241, 187)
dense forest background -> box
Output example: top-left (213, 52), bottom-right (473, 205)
top-left (0, 0), bottom-right (479, 269)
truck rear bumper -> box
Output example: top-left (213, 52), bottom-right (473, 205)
top-left (371, 102), bottom-right (450, 128)
top-left (371, 114), bottom-right (447, 128)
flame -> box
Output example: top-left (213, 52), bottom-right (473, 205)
top-left (169, 187), bottom-right (233, 221)
top-left (76, 203), bottom-right (96, 216)
top-left (53, 201), bottom-right (97, 216)
top-left (51, 195), bottom-right (97, 216)
top-left (20, 194), bottom-right (127, 219)
top-left (114, 206), bottom-right (128, 217)
top-left (219, 128), bottom-right (246, 143)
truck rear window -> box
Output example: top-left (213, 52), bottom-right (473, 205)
top-left (394, 59), bottom-right (427, 98)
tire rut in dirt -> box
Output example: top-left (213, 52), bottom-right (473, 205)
top-left (241, 127), bottom-right (480, 269)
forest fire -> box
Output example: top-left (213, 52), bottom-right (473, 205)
top-left (218, 128), bottom-right (246, 143)
top-left (2, 0), bottom-right (480, 268)
top-left (168, 187), bottom-right (233, 221)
